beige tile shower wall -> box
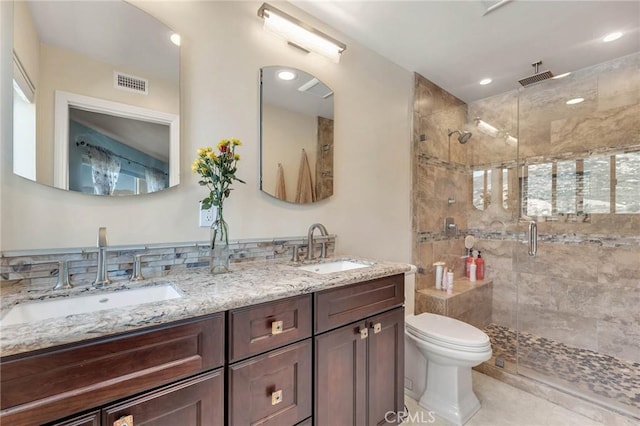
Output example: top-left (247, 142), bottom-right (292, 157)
top-left (467, 90), bottom-right (518, 168)
top-left (412, 73), bottom-right (472, 293)
top-left (475, 238), bottom-right (640, 363)
top-left (519, 54), bottom-right (639, 159)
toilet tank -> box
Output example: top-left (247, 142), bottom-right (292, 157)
top-left (404, 265), bottom-right (417, 315)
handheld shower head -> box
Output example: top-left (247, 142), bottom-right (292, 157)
top-left (447, 129), bottom-right (472, 144)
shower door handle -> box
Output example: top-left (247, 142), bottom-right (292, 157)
top-left (528, 221), bottom-right (537, 256)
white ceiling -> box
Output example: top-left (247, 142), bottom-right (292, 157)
top-left (262, 67), bottom-right (334, 119)
top-left (292, 0), bottom-right (640, 103)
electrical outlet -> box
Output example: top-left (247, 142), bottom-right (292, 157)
top-left (199, 202), bottom-right (216, 227)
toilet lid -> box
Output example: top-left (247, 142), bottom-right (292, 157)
top-left (406, 313), bottom-right (490, 348)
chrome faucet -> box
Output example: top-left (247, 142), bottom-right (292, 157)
top-left (306, 223), bottom-right (329, 261)
top-left (93, 227), bottom-right (111, 287)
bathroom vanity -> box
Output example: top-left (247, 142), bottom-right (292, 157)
top-left (0, 258), bottom-right (409, 425)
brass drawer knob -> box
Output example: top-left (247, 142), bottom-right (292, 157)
top-left (359, 327), bottom-right (368, 339)
top-left (371, 322), bottom-right (382, 334)
top-left (114, 415), bottom-right (133, 426)
top-left (271, 320), bottom-right (284, 335)
top-left (272, 389), bottom-right (283, 405)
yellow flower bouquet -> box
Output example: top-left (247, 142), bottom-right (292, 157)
top-left (192, 138), bottom-right (245, 272)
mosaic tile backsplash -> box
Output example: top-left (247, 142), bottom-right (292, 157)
top-left (0, 235), bottom-right (336, 293)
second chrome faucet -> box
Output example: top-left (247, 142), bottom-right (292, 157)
top-left (306, 223), bottom-right (329, 261)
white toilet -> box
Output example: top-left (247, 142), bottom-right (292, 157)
top-left (403, 271), bottom-right (492, 425)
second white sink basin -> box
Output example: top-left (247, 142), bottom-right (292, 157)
top-left (298, 260), bottom-right (372, 274)
top-left (1, 284), bottom-right (182, 326)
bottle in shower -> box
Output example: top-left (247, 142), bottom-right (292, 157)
top-left (476, 251), bottom-right (485, 280)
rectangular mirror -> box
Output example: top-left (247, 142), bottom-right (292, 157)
top-left (12, 0), bottom-right (180, 195)
top-left (260, 66), bottom-right (334, 204)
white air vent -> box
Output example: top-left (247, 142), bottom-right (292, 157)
top-left (114, 71), bottom-right (148, 94)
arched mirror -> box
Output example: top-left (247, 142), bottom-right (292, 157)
top-left (12, 0), bottom-right (180, 196)
top-left (260, 66), bottom-right (334, 204)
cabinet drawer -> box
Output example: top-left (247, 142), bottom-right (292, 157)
top-left (315, 274), bottom-right (404, 333)
top-left (103, 369), bottom-right (224, 426)
top-left (1, 314), bottom-right (224, 426)
top-left (228, 294), bottom-right (311, 362)
top-left (229, 339), bottom-right (312, 426)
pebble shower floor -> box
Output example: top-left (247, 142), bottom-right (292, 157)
top-left (483, 324), bottom-right (640, 417)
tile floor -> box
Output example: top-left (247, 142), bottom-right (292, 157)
top-left (402, 371), bottom-right (638, 426)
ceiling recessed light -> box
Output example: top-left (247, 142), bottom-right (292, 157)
top-left (479, 78), bottom-right (492, 85)
top-left (170, 33), bottom-right (181, 46)
top-left (566, 97), bottom-right (584, 105)
top-left (277, 70), bottom-right (297, 81)
top-left (603, 32), bottom-right (623, 43)
top-left (552, 72), bottom-right (571, 79)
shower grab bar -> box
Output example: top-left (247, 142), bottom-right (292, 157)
top-left (528, 221), bottom-right (537, 256)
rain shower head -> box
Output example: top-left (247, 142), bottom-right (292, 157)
top-left (518, 61), bottom-right (554, 87)
top-left (447, 129), bottom-right (472, 144)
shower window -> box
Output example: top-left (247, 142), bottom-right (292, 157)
top-left (472, 169), bottom-right (491, 210)
top-left (520, 150), bottom-right (640, 218)
top-left (521, 163), bottom-right (552, 216)
top-left (473, 167), bottom-right (513, 211)
top-left (615, 152), bottom-right (640, 213)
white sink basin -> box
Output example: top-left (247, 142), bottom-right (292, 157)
top-left (298, 260), bottom-right (372, 274)
top-left (1, 284), bottom-right (182, 326)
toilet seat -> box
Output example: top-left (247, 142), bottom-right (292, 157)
top-left (406, 313), bottom-right (490, 352)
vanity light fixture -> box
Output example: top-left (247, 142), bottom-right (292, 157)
top-left (566, 97), bottom-right (585, 105)
top-left (277, 70), bottom-right (297, 81)
top-left (602, 31), bottom-right (623, 42)
top-left (479, 78), bottom-right (492, 85)
top-left (258, 3), bottom-right (346, 63)
top-left (170, 33), bottom-right (181, 46)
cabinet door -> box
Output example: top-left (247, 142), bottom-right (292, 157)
top-left (368, 308), bottom-right (404, 425)
top-left (315, 321), bottom-right (368, 426)
top-left (48, 411), bottom-right (100, 426)
top-left (228, 340), bottom-right (312, 426)
top-left (102, 369), bottom-right (223, 426)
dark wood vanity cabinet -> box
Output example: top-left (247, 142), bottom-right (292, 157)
top-left (1, 274), bottom-right (405, 426)
top-left (314, 274), bottom-right (405, 426)
top-left (1, 314), bottom-right (225, 426)
top-left (227, 295), bottom-right (313, 426)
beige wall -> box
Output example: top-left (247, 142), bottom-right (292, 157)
top-left (12, 1), bottom-right (39, 88)
top-left (1, 1), bottom-right (413, 264)
top-left (261, 103), bottom-right (317, 203)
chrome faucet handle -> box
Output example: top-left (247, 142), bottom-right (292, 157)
top-left (97, 227), bottom-right (108, 247)
top-left (53, 260), bottom-right (73, 290)
top-left (320, 242), bottom-right (327, 259)
top-left (130, 254), bottom-right (145, 281)
top-left (290, 245), bottom-right (300, 262)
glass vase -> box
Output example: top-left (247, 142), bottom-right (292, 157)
top-left (210, 215), bottom-right (230, 274)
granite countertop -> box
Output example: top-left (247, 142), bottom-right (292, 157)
top-left (0, 256), bottom-right (412, 357)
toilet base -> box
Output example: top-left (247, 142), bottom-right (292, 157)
top-left (417, 363), bottom-right (481, 426)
